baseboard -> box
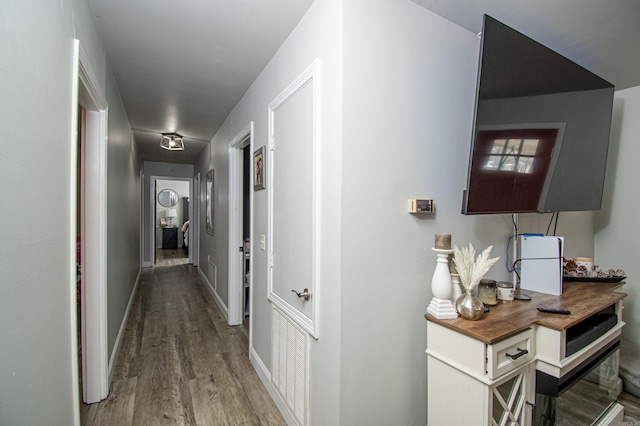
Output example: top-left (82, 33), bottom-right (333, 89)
top-left (250, 346), bottom-right (297, 425)
top-left (197, 266), bottom-right (229, 321)
top-left (108, 269), bottom-right (141, 384)
top-left (141, 260), bottom-right (153, 268)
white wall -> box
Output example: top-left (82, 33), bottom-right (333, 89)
top-left (156, 179), bottom-right (189, 227)
top-left (0, 0), bottom-right (140, 423)
top-left (595, 85), bottom-right (640, 346)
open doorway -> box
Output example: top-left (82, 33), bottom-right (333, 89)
top-left (152, 177), bottom-right (192, 267)
top-left (228, 123), bottom-right (253, 335)
top-left (242, 144), bottom-right (251, 331)
top-left (73, 41), bottom-right (109, 409)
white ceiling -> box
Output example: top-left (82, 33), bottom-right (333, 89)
top-left (89, 0), bottom-right (640, 165)
top-left (89, 0), bottom-right (314, 164)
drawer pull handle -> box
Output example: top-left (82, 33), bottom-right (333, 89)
top-left (505, 348), bottom-right (528, 360)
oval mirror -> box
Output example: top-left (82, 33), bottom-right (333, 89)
top-left (157, 189), bottom-right (179, 207)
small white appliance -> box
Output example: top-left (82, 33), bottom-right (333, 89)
top-left (520, 235), bottom-right (564, 295)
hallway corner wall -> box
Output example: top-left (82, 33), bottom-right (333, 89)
top-left (595, 85), bottom-right (640, 347)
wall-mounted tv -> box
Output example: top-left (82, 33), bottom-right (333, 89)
top-left (462, 15), bottom-right (615, 215)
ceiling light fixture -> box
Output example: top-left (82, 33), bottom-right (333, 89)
top-left (160, 133), bottom-right (185, 151)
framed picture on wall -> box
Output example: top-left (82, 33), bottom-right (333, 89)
top-left (254, 146), bottom-right (266, 191)
top-left (206, 169), bottom-right (214, 235)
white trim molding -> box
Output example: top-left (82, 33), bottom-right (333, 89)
top-left (198, 266), bottom-right (229, 321)
top-left (75, 41), bottom-right (110, 406)
top-left (69, 39), bottom-right (81, 426)
top-left (149, 175), bottom-right (192, 267)
top-left (267, 59), bottom-right (321, 339)
top-left (108, 270), bottom-right (141, 382)
top-left (250, 346), bottom-right (298, 426)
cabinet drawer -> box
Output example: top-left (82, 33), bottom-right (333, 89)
top-left (486, 328), bottom-right (534, 380)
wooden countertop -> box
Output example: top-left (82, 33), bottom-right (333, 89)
top-left (425, 281), bottom-right (627, 344)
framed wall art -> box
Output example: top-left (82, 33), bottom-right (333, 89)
top-left (254, 146), bottom-right (266, 190)
top-left (205, 169), bottom-right (214, 235)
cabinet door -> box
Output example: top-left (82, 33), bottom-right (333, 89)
top-left (490, 364), bottom-right (534, 426)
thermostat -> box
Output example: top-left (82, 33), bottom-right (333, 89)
top-left (408, 199), bottom-right (433, 214)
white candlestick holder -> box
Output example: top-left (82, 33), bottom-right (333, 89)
top-left (427, 248), bottom-right (458, 319)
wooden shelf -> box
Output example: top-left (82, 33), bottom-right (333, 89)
top-left (425, 281), bottom-right (627, 344)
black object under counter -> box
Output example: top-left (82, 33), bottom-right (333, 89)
top-left (566, 307), bottom-right (618, 357)
top-left (162, 227), bottom-right (178, 249)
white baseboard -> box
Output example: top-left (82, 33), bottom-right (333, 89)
top-left (108, 269), bottom-right (141, 384)
top-left (250, 346), bottom-right (297, 425)
top-left (141, 261), bottom-right (153, 268)
top-left (198, 266), bottom-right (228, 321)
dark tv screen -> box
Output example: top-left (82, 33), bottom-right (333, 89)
top-left (462, 15), bottom-right (615, 215)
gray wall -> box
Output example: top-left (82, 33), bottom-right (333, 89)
top-left (194, 0), bottom-right (345, 423)
top-left (595, 85), bottom-right (640, 346)
top-left (106, 71), bottom-right (141, 357)
top-left (195, 142), bottom-right (233, 304)
top-left (0, 0), bottom-right (140, 423)
top-left (196, 0), bottom-right (603, 424)
top-left (340, 2), bottom-right (595, 423)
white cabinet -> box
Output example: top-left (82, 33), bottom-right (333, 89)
top-left (427, 322), bottom-right (535, 426)
top-left (491, 363), bottom-right (535, 426)
top-left (426, 282), bottom-right (627, 426)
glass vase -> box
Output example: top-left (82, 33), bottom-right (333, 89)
top-left (455, 291), bottom-right (484, 321)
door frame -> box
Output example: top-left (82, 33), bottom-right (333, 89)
top-left (267, 61), bottom-right (321, 339)
top-left (71, 41), bottom-right (109, 408)
top-left (228, 122), bottom-right (253, 327)
top-left (149, 176), bottom-right (193, 265)
top-left (192, 173), bottom-right (200, 267)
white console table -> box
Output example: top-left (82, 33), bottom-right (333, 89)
top-left (425, 282), bottom-right (626, 426)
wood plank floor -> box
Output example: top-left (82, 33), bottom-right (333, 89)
top-left (556, 376), bottom-right (640, 425)
top-left (620, 390), bottom-right (640, 424)
top-left (80, 250), bottom-right (285, 425)
top-left (80, 249), bottom-right (640, 425)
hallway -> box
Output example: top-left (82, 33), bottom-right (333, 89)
top-left (81, 253), bottom-right (284, 425)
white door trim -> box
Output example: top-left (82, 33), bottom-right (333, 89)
top-left (267, 60), bottom-right (321, 339)
top-left (149, 176), bottom-right (193, 266)
top-left (192, 173), bottom-right (200, 267)
top-left (73, 41), bottom-right (109, 407)
top-left (228, 122), bottom-right (253, 326)
top-left (69, 40), bottom-right (81, 426)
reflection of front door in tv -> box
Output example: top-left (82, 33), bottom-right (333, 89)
top-left (520, 236), bottom-right (564, 295)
